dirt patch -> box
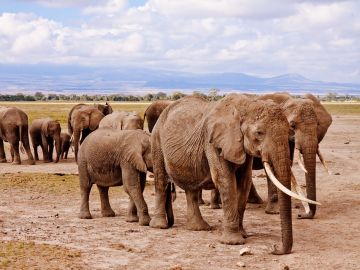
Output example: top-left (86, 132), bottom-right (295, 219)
top-left (0, 115), bottom-right (360, 269)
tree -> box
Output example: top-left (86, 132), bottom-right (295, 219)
top-left (171, 91), bottom-right (186, 100)
top-left (34, 92), bottom-right (44, 100)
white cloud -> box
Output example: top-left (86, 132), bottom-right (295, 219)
top-left (20, 0), bottom-right (103, 8)
top-left (0, 0), bottom-right (360, 83)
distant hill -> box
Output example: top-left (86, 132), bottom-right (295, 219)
top-left (0, 64), bottom-right (359, 95)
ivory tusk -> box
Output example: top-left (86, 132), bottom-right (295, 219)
top-left (263, 162), bottom-right (321, 205)
top-left (317, 148), bottom-right (331, 175)
top-left (291, 170), bottom-right (310, 214)
top-left (295, 148), bottom-right (308, 174)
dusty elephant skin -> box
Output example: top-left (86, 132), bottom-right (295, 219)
top-left (30, 118), bottom-right (62, 163)
top-left (99, 111), bottom-right (144, 131)
top-left (150, 94), bottom-right (298, 255)
top-left (247, 93), bottom-right (332, 218)
top-left (0, 106), bottom-right (35, 165)
top-left (144, 100), bottom-right (173, 132)
top-left (67, 102), bottom-right (113, 162)
top-left (78, 128), bottom-right (152, 226)
top-left (60, 132), bottom-right (71, 159)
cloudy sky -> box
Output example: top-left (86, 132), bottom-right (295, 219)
top-left (0, 0), bottom-right (359, 83)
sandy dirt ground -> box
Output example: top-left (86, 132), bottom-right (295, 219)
top-left (0, 115), bottom-right (360, 269)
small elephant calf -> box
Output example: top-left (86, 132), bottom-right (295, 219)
top-left (60, 132), bottom-right (71, 159)
top-left (78, 128), bottom-right (152, 226)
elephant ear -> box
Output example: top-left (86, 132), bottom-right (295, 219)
top-left (207, 97), bottom-right (246, 165)
top-left (120, 133), bottom-right (148, 173)
top-left (89, 111), bottom-right (103, 131)
top-left (41, 121), bottom-right (49, 137)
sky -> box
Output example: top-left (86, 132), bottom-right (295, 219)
top-left (0, 0), bottom-right (359, 83)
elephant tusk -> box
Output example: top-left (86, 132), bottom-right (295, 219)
top-left (263, 162), bottom-right (321, 205)
top-left (291, 170), bottom-right (310, 214)
top-left (317, 148), bottom-right (331, 175)
top-left (294, 148), bottom-right (308, 174)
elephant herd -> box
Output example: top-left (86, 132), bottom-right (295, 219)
top-left (0, 92), bottom-right (332, 255)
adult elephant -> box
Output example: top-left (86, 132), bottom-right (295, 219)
top-left (144, 100), bottom-right (173, 132)
top-left (99, 111), bottom-right (144, 130)
top-left (30, 118), bottom-right (62, 163)
top-left (68, 103), bottom-right (112, 162)
top-left (0, 106), bottom-right (35, 165)
top-left (150, 94), bottom-right (319, 255)
top-left (247, 93), bottom-right (332, 219)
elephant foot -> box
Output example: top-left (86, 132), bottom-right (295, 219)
top-left (43, 160), bottom-right (51, 163)
top-left (198, 198), bottom-right (205, 205)
top-left (265, 202), bottom-right (279, 215)
top-left (28, 159), bottom-right (35, 165)
top-left (101, 209), bottom-right (115, 217)
top-left (12, 160), bottom-right (21, 165)
top-left (0, 158), bottom-right (7, 163)
top-left (79, 211), bottom-right (92, 219)
top-left (297, 211), bottom-right (315, 219)
top-left (239, 226), bottom-right (248, 238)
top-left (210, 203), bottom-right (221, 209)
top-left (220, 231), bottom-right (246, 245)
top-left (150, 215), bottom-right (168, 229)
top-left (126, 213), bottom-right (139, 223)
top-left (139, 214), bottom-right (151, 226)
top-left (186, 217), bottom-right (211, 231)
top-left (247, 194), bottom-right (264, 204)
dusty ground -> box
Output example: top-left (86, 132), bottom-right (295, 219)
top-left (0, 115), bottom-right (360, 269)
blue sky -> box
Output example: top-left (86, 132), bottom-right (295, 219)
top-left (0, 0), bottom-right (359, 83)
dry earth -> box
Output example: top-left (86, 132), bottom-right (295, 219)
top-left (0, 115), bottom-right (360, 269)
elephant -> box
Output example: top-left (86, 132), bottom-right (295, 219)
top-left (67, 103), bottom-right (113, 162)
top-left (0, 106), bottom-right (35, 165)
top-left (149, 94), bottom-right (319, 255)
top-left (78, 128), bottom-right (152, 226)
top-left (144, 100), bottom-right (173, 132)
top-left (99, 111), bottom-right (144, 130)
top-left (60, 132), bottom-right (71, 159)
top-left (245, 93), bottom-right (332, 218)
top-left (30, 118), bottom-right (62, 163)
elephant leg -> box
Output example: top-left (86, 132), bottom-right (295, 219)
top-left (73, 130), bottom-right (81, 163)
top-left (197, 189), bottom-right (205, 205)
top-left (247, 181), bottom-right (264, 204)
top-left (11, 141), bottom-right (21, 164)
top-left (237, 155), bottom-right (253, 238)
top-left (48, 139), bottom-right (54, 162)
top-left (97, 185), bottom-right (115, 217)
top-left (149, 146), bottom-right (172, 229)
top-left (79, 181), bottom-right (93, 219)
top-left (21, 130), bottom-right (35, 165)
top-left (126, 198), bottom-right (138, 222)
top-left (210, 188), bottom-right (221, 209)
top-left (123, 169), bottom-right (150, 226)
top-left (185, 189), bottom-right (211, 231)
top-left (0, 139), bottom-right (6, 162)
top-left (41, 136), bottom-right (50, 162)
top-left (10, 145), bottom-right (14, 162)
top-left (33, 144), bottom-right (39, 161)
top-left (265, 176), bottom-right (279, 215)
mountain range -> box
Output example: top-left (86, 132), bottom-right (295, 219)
top-left (0, 64), bottom-right (359, 96)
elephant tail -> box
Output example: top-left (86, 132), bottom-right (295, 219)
top-left (18, 125), bottom-right (25, 154)
top-left (165, 182), bottom-right (174, 227)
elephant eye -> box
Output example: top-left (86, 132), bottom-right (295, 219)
top-left (255, 130), bottom-right (264, 139)
top-left (290, 121), bottom-right (296, 130)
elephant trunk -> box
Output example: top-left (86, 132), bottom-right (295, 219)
top-left (54, 134), bottom-right (61, 163)
top-left (264, 140), bottom-right (293, 255)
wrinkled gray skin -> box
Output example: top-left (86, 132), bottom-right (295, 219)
top-left (150, 94), bottom-right (294, 255)
top-left (99, 111), bottom-right (144, 130)
top-left (30, 118), bottom-right (62, 163)
top-left (245, 93), bottom-right (332, 219)
top-left (0, 106), bottom-right (35, 165)
top-left (67, 103), bottom-right (113, 162)
top-left (78, 129), bottom-right (153, 226)
top-left (60, 132), bottom-right (71, 159)
top-left (144, 100), bottom-right (173, 132)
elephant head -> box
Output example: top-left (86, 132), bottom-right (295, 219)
top-left (261, 93), bottom-right (332, 219)
top-left (95, 102), bottom-right (113, 116)
top-left (206, 94), bottom-right (319, 254)
top-left (42, 119), bottom-right (61, 163)
top-left (122, 112), bottom-right (144, 130)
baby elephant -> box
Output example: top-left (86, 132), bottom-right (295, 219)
top-left (60, 132), bottom-right (71, 159)
top-left (78, 128), bottom-right (152, 226)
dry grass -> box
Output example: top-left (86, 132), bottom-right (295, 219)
top-left (322, 103), bottom-right (360, 115)
top-left (0, 241), bottom-right (82, 269)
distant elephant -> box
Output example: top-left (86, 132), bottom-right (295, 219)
top-left (0, 106), bottom-right (35, 165)
top-left (150, 94), bottom-right (318, 255)
top-left (30, 118), bottom-right (62, 163)
top-left (246, 93), bottom-right (332, 218)
top-left (99, 111), bottom-right (144, 130)
top-left (60, 132), bottom-right (71, 159)
top-left (144, 100), bottom-right (173, 132)
top-left (67, 103), bottom-right (113, 162)
top-left (78, 129), bottom-right (152, 226)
